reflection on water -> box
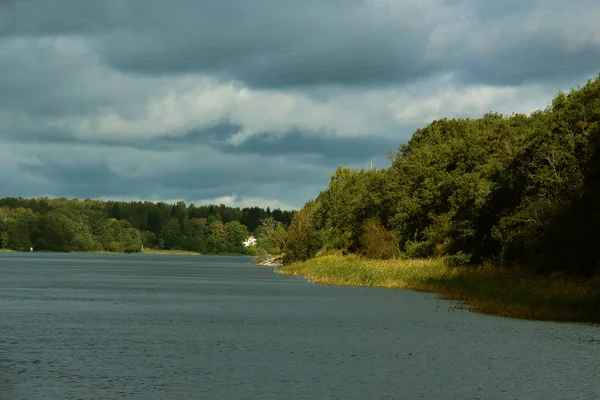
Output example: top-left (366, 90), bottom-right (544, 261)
top-left (0, 252), bottom-right (598, 399)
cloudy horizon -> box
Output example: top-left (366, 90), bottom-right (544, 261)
top-left (1, 0), bottom-right (599, 210)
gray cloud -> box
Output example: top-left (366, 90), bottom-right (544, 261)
top-left (0, 137), bottom-right (341, 208)
top-left (0, 0), bottom-right (599, 208)
top-left (4, 1), bottom-right (599, 93)
top-left (8, 129), bottom-right (381, 204)
top-left (5, 0), bottom-right (597, 89)
top-left (18, 157), bottom-right (121, 197)
top-left (215, 129), bottom-right (398, 163)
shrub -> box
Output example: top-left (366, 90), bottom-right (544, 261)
top-left (403, 240), bottom-right (434, 259)
top-left (444, 251), bottom-right (472, 267)
top-left (358, 218), bottom-right (399, 259)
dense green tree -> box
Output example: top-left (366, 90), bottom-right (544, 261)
top-left (282, 202), bottom-right (323, 263)
top-left (207, 219), bottom-right (227, 253)
top-left (0, 197), bottom-right (290, 255)
top-left (163, 218), bottom-right (183, 249)
top-left (183, 218), bottom-right (209, 253)
top-left (225, 221), bottom-right (250, 254)
top-left (284, 75), bottom-right (600, 277)
top-left (256, 217), bottom-right (288, 256)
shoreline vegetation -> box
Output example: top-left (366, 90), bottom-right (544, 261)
top-left (276, 254), bottom-right (600, 323)
top-left (256, 75), bottom-right (600, 324)
top-left (138, 248), bottom-right (203, 256)
top-left (0, 197), bottom-right (292, 256)
top-left (0, 248), bottom-right (251, 256)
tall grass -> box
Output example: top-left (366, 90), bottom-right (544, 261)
top-left (139, 248), bottom-right (203, 255)
top-left (277, 254), bottom-right (600, 323)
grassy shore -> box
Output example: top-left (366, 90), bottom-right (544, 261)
top-left (139, 249), bottom-right (248, 256)
top-left (277, 254), bottom-right (600, 323)
top-left (139, 248), bottom-right (203, 256)
top-left (64, 249), bottom-right (203, 256)
top-left (2, 248), bottom-right (248, 256)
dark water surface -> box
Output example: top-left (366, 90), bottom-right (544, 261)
top-left (1, 253), bottom-right (598, 399)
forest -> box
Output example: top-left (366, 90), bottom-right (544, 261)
top-left (0, 197), bottom-right (292, 254)
top-left (280, 75), bottom-right (600, 278)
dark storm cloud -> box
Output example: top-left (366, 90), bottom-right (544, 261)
top-left (141, 123), bottom-right (399, 165)
top-left (215, 130), bottom-right (399, 163)
top-left (5, 0), bottom-right (598, 90)
top-left (18, 157), bottom-right (120, 194)
top-left (0, 128), bottom-right (77, 144)
top-left (2, 141), bottom-right (335, 207)
top-left (468, 0), bottom-right (537, 19)
top-left (1, 118), bottom-right (395, 169)
top-left (0, 0), bottom-right (120, 37)
top-left (3, 124), bottom-right (387, 199)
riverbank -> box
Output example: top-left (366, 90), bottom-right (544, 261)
top-left (138, 249), bottom-right (203, 256)
top-left (49, 249), bottom-right (203, 256)
top-left (0, 248), bottom-right (248, 256)
top-left (277, 254), bottom-right (600, 323)
top-left (100, 249), bottom-right (248, 256)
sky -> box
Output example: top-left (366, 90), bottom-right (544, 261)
top-left (1, 0), bottom-right (599, 210)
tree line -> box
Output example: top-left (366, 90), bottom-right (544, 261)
top-left (0, 197), bottom-right (292, 254)
top-left (275, 75), bottom-right (600, 278)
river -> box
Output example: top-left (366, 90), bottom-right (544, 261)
top-left (0, 253), bottom-right (598, 399)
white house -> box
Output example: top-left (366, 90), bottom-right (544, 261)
top-left (243, 235), bottom-right (257, 247)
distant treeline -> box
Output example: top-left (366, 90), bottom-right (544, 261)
top-left (280, 75), bottom-right (600, 277)
top-left (0, 197), bottom-right (293, 254)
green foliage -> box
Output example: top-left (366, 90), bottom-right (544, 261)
top-left (207, 220), bottom-right (227, 253)
top-left (288, 75), bottom-right (600, 277)
top-left (0, 207), bottom-right (34, 251)
top-left (141, 230), bottom-right (158, 248)
top-left (0, 231), bottom-right (8, 249)
top-left (282, 201), bottom-right (324, 263)
top-left (403, 241), bottom-right (434, 259)
top-left (163, 218), bottom-right (182, 249)
top-left (0, 197), bottom-right (291, 255)
top-left (103, 219), bottom-right (142, 253)
top-left (313, 166), bottom-right (396, 254)
top-left (443, 251), bottom-right (472, 268)
top-left (256, 217), bottom-right (288, 255)
top-left (358, 218), bottom-right (399, 260)
top-left (243, 244), bottom-right (261, 256)
top-left (225, 220), bottom-right (250, 254)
